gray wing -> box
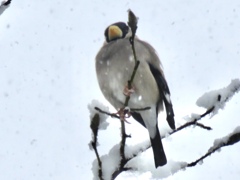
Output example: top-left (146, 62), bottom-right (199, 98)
top-left (137, 39), bottom-right (175, 130)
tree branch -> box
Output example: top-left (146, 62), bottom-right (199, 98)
top-left (89, 113), bottom-right (103, 180)
top-left (116, 10), bottom-right (139, 178)
top-left (170, 106), bottom-right (214, 136)
top-left (0, 0), bottom-right (12, 16)
top-left (115, 105), bottom-right (215, 169)
top-left (187, 127), bottom-right (240, 167)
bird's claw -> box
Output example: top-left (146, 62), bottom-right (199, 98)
top-left (123, 84), bottom-right (135, 96)
top-left (113, 107), bottom-right (131, 123)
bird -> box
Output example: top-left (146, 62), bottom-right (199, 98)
top-left (95, 22), bottom-right (175, 168)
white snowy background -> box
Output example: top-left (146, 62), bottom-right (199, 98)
top-left (1, 0), bottom-right (240, 179)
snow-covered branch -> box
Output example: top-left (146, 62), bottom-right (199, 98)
top-left (88, 100), bottom-right (110, 180)
top-left (196, 79), bottom-right (240, 117)
top-left (187, 126), bottom-right (240, 167)
top-left (89, 78), bottom-right (240, 179)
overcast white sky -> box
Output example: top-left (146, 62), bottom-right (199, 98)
top-left (0, 0), bottom-right (240, 179)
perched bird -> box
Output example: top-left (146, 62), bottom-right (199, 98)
top-left (95, 22), bottom-right (175, 168)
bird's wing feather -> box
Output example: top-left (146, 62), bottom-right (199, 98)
top-left (148, 63), bottom-right (175, 130)
top-left (134, 38), bottom-right (175, 129)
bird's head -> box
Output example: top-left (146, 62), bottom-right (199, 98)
top-left (104, 22), bottom-right (131, 43)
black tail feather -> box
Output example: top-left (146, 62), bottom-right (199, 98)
top-left (131, 112), bottom-right (167, 167)
top-left (150, 126), bottom-right (167, 167)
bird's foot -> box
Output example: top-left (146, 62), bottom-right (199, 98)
top-left (123, 84), bottom-right (135, 96)
top-left (114, 107), bottom-right (131, 123)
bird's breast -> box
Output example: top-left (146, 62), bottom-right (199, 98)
top-left (97, 62), bottom-right (158, 109)
top-left (96, 39), bottom-right (159, 110)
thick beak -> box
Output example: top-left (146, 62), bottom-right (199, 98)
top-left (108, 25), bottom-right (123, 41)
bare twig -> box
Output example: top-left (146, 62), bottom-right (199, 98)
top-left (124, 9), bottom-right (140, 107)
top-left (111, 10), bottom-right (140, 180)
top-left (195, 122), bottom-right (212, 130)
top-left (120, 8), bottom-right (139, 167)
top-left (111, 167), bottom-right (132, 180)
top-left (94, 106), bottom-right (151, 118)
top-left (90, 113), bottom-right (103, 180)
top-left (120, 120), bottom-right (127, 165)
top-left (128, 10), bottom-right (138, 63)
top-left (94, 107), bottom-right (119, 119)
top-left (170, 106), bottom-right (214, 136)
top-left (131, 107), bottom-right (151, 111)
